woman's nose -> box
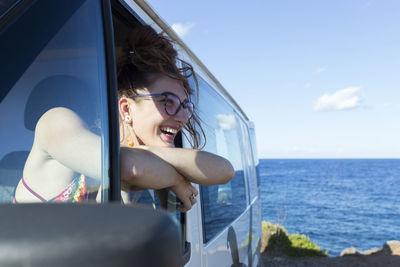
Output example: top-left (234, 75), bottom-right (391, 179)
top-left (173, 107), bottom-right (189, 125)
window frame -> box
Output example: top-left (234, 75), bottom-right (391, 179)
top-left (100, 0), bottom-right (121, 202)
top-left (109, 4), bottom-right (190, 260)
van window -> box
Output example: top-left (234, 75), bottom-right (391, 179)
top-left (238, 119), bottom-right (258, 202)
top-left (0, 0), bottom-right (109, 202)
top-left (197, 78), bottom-right (247, 243)
top-left (111, 2), bottom-right (185, 228)
top-left (249, 126), bottom-right (260, 189)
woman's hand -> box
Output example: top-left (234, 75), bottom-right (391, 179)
top-left (170, 176), bottom-right (198, 212)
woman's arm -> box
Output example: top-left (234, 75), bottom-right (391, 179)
top-left (137, 146), bottom-right (235, 186)
top-left (36, 108), bottom-right (185, 188)
top-left (120, 147), bottom-right (187, 189)
top-left (35, 107), bottom-right (102, 179)
top-left (36, 108), bottom-right (197, 211)
top-left (120, 147), bottom-right (197, 211)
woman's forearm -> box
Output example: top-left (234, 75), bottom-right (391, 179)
top-left (120, 147), bottom-right (182, 189)
top-left (120, 147), bottom-right (198, 212)
top-left (139, 146), bottom-right (234, 186)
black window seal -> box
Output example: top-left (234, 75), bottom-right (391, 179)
top-left (100, 0), bottom-right (121, 202)
top-left (200, 186), bottom-right (208, 244)
top-left (116, 0), bottom-right (145, 24)
top-left (182, 240), bottom-right (191, 264)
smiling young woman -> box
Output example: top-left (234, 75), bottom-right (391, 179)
top-left (13, 24), bottom-right (234, 213)
top-left (118, 76), bottom-right (191, 148)
top-left (117, 25), bottom-right (234, 210)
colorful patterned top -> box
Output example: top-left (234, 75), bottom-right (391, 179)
top-left (14, 174), bottom-right (87, 203)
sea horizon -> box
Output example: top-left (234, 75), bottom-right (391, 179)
top-left (259, 158), bottom-right (400, 257)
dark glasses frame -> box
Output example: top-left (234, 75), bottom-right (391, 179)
top-left (128, 92), bottom-right (194, 119)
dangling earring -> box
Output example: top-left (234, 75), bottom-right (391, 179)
top-left (124, 115), bottom-right (134, 147)
top-left (126, 131), bottom-right (134, 147)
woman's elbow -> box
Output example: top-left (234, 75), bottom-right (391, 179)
top-left (219, 159), bottom-right (235, 184)
top-left (120, 148), bottom-right (144, 184)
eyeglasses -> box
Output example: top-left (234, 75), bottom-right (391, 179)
top-left (129, 92), bottom-right (194, 120)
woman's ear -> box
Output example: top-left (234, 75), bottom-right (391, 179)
top-left (118, 97), bottom-right (133, 124)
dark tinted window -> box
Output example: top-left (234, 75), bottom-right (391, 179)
top-left (0, 0), bottom-right (109, 202)
top-left (197, 77), bottom-right (247, 243)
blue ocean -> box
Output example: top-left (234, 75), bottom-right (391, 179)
top-left (259, 159), bottom-right (400, 257)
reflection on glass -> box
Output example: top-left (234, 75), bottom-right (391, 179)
top-left (197, 78), bottom-right (247, 243)
top-left (0, 0), bottom-right (109, 203)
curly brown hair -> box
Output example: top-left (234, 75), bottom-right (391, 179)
top-left (117, 25), bottom-right (205, 149)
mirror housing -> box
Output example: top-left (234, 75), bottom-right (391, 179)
top-left (0, 203), bottom-right (182, 267)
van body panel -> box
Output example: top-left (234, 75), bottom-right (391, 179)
top-left (204, 209), bottom-right (251, 266)
top-left (183, 184), bottom-right (203, 266)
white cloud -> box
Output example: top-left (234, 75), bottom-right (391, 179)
top-left (313, 87), bottom-right (362, 112)
top-left (314, 67), bottom-right (326, 74)
top-left (171, 23), bottom-right (194, 38)
top-left (216, 114), bottom-right (237, 130)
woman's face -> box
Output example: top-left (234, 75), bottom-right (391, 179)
top-left (127, 75), bottom-right (190, 147)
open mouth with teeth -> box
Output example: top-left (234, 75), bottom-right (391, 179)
top-left (160, 126), bottom-right (178, 141)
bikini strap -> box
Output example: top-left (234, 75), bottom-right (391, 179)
top-left (21, 177), bottom-right (47, 202)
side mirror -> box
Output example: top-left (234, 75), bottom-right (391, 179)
top-left (0, 203), bottom-right (182, 267)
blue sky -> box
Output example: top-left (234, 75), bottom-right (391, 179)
top-left (146, 0), bottom-right (400, 158)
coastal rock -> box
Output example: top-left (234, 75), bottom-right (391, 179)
top-left (340, 240), bottom-right (400, 257)
top-left (340, 247), bottom-right (361, 256)
top-left (382, 240), bottom-right (400, 256)
top-left (362, 247), bottom-right (380, 255)
top-left (340, 246), bottom-right (381, 256)
top-left (263, 239), bottom-right (400, 267)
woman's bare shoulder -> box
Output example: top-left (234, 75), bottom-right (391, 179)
top-left (38, 107), bottom-right (83, 126)
top-left (35, 107), bottom-right (87, 147)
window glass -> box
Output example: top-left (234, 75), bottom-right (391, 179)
top-left (197, 77), bottom-right (247, 243)
top-left (0, 0), bottom-right (109, 203)
top-left (238, 119), bottom-right (258, 201)
top-left (249, 126), bottom-right (260, 188)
